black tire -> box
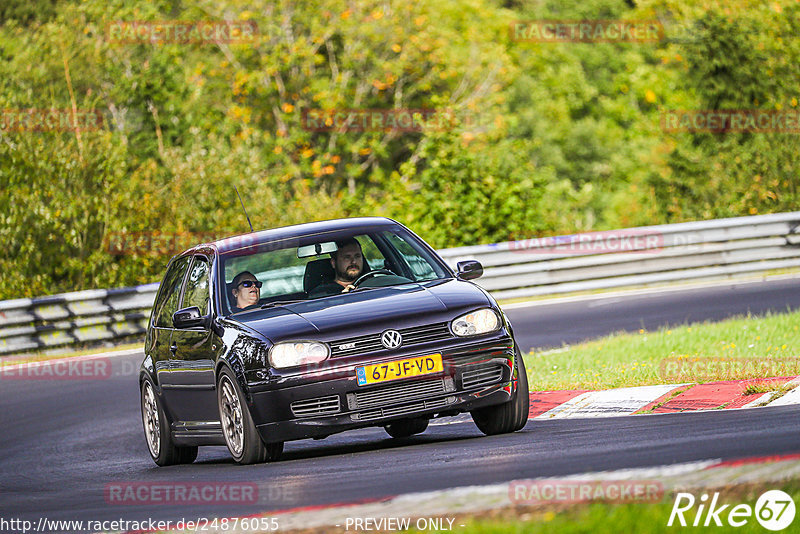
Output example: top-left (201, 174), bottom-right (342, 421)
top-left (471, 346), bottom-right (530, 435)
top-left (217, 367), bottom-right (283, 465)
top-left (384, 417), bottom-right (429, 438)
top-left (140, 378), bottom-right (198, 466)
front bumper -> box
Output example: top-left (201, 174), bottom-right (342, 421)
top-left (248, 336), bottom-right (517, 443)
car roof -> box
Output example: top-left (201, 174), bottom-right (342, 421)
top-left (204, 217), bottom-right (401, 254)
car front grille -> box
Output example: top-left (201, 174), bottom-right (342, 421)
top-left (290, 395), bottom-right (341, 418)
top-left (347, 376), bottom-right (456, 410)
top-left (351, 397), bottom-right (455, 422)
top-left (330, 322), bottom-right (452, 357)
top-left (461, 363), bottom-right (505, 390)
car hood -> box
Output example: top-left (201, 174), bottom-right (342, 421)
top-left (233, 279), bottom-right (492, 343)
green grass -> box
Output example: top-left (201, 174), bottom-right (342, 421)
top-left (407, 481), bottom-right (800, 534)
top-left (521, 310), bottom-right (800, 391)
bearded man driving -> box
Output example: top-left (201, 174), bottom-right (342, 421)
top-left (307, 238), bottom-right (366, 298)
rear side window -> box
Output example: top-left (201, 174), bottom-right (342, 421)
top-left (182, 256), bottom-right (211, 315)
top-left (153, 256), bottom-right (191, 327)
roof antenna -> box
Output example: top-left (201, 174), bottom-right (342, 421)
top-left (234, 186), bottom-right (254, 232)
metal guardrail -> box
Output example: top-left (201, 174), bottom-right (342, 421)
top-left (439, 211), bottom-right (800, 299)
top-left (2, 212), bottom-right (800, 355)
top-left (0, 284), bottom-right (158, 356)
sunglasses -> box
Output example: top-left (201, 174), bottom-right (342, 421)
top-left (237, 280), bottom-right (262, 289)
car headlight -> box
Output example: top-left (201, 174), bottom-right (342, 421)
top-left (451, 308), bottom-right (501, 337)
top-left (269, 341), bottom-right (330, 368)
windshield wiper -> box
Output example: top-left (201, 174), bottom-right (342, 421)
top-left (260, 299), bottom-right (305, 309)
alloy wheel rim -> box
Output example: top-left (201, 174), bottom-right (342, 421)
top-left (142, 382), bottom-right (161, 458)
top-left (220, 377), bottom-right (244, 457)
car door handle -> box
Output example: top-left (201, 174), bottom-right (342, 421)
top-left (170, 344), bottom-right (178, 354)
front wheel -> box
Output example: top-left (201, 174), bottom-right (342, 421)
top-left (384, 417), bottom-right (429, 438)
top-left (471, 347), bottom-right (530, 435)
top-left (217, 367), bottom-right (283, 465)
top-left (141, 378), bottom-right (198, 466)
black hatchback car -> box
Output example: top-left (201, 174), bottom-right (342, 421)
top-left (140, 217), bottom-right (529, 465)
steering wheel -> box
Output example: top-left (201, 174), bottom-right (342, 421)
top-left (350, 269), bottom-right (395, 290)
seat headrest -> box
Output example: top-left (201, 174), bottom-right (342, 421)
top-left (303, 259), bottom-right (335, 293)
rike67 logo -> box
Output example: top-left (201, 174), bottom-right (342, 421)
top-left (668, 490), bottom-right (796, 531)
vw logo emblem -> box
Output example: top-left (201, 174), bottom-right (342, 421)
top-left (381, 330), bottom-right (403, 349)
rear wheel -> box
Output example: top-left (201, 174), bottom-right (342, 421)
top-left (471, 347), bottom-right (530, 435)
top-left (141, 378), bottom-right (198, 466)
top-left (218, 367), bottom-right (283, 465)
top-left (384, 417), bottom-right (429, 438)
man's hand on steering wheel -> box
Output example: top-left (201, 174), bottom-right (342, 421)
top-left (348, 269), bottom-right (395, 291)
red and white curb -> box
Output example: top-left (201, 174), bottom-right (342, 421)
top-left (536, 384), bottom-right (688, 419)
top-left (762, 378), bottom-right (800, 407)
top-left (529, 377), bottom-right (800, 420)
top-left (430, 377), bottom-right (800, 427)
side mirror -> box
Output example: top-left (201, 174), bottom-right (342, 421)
top-left (172, 306), bottom-right (207, 329)
top-left (456, 260), bottom-right (483, 281)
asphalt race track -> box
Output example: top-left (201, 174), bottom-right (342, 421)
top-left (1, 278), bottom-right (800, 531)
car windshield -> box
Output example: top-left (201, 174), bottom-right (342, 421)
top-left (219, 227), bottom-right (450, 315)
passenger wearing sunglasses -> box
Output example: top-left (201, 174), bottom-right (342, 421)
top-left (230, 271), bottom-right (262, 313)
